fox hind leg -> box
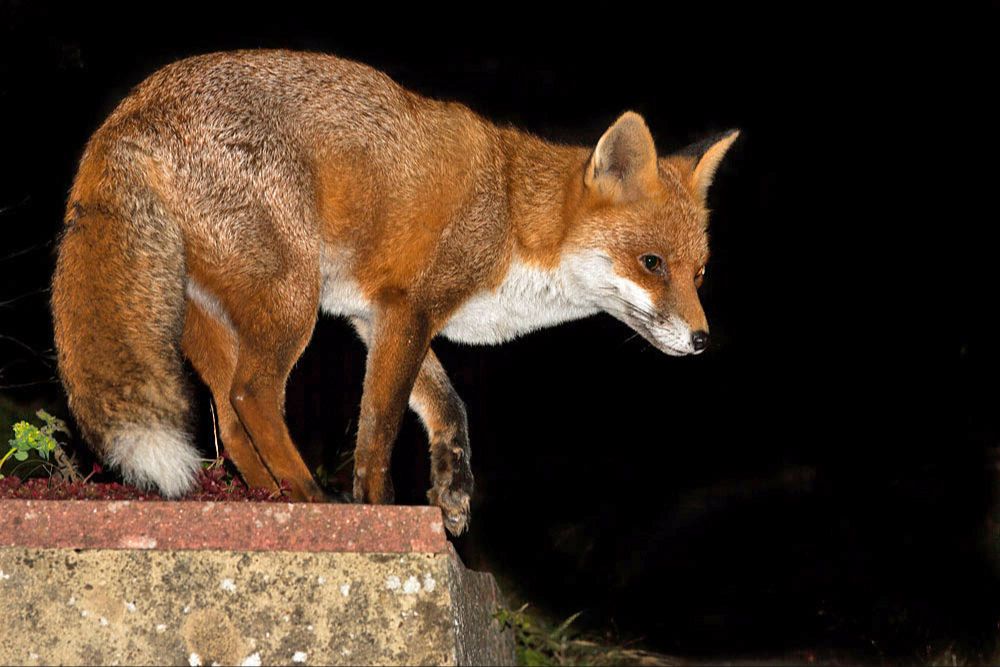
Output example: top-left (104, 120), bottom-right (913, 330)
top-left (223, 272), bottom-right (327, 502)
top-left (181, 298), bottom-right (280, 493)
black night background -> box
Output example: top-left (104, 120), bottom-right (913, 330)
top-left (0, 3), bottom-right (992, 663)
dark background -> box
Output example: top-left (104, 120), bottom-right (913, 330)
top-left (1, 3), bottom-right (993, 662)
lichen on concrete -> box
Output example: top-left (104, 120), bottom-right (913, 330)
top-left (0, 547), bottom-right (514, 665)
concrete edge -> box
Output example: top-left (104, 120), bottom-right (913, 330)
top-left (0, 499), bottom-right (449, 553)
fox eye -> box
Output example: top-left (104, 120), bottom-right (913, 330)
top-left (640, 254), bottom-right (663, 274)
top-left (695, 265), bottom-right (706, 287)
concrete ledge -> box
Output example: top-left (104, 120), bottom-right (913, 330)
top-left (0, 500), bottom-right (449, 553)
top-left (0, 500), bottom-right (515, 666)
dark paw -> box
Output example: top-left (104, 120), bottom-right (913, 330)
top-left (428, 446), bottom-right (474, 536)
top-left (428, 483), bottom-right (471, 536)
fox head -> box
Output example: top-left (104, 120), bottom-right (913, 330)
top-left (566, 112), bottom-right (739, 356)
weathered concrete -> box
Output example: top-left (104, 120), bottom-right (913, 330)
top-left (0, 500), bottom-right (515, 666)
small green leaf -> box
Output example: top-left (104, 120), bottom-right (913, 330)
top-left (37, 409), bottom-right (70, 438)
top-left (14, 451), bottom-right (29, 461)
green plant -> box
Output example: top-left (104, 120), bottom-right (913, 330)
top-left (495, 604), bottom-right (678, 667)
top-left (1, 410), bottom-right (71, 479)
top-left (496, 604), bottom-right (584, 666)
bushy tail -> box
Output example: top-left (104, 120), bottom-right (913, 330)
top-left (52, 178), bottom-right (201, 497)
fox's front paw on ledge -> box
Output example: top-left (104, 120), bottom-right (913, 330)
top-left (428, 447), bottom-right (474, 536)
top-left (352, 465), bottom-right (395, 505)
top-left (429, 484), bottom-right (471, 536)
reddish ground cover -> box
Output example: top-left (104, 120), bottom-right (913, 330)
top-left (0, 464), bottom-right (290, 501)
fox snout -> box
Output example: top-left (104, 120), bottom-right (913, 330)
top-left (650, 279), bottom-right (710, 356)
top-left (691, 330), bottom-right (710, 351)
top-left (600, 281), bottom-right (711, 357)
top-left (615, 273), bottom-right (711, 357)
top-left (645, 314), bottom-right (710, 357)
top-left (594, 270), bottom-right (711, 356)
top-left (622, 267), bottom-right (711, 357)
top-left (568, 251), bottom-right (712, 357)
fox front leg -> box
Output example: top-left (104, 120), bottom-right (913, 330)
top-left (351, 318), bottom-right (474, 534)
top-left (352, 307), bottom-right (431, 505)
top-left (410, 349), bottom-right (474, 536)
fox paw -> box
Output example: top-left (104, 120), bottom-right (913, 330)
top-left (428, 483), bottom-right (471, 536)
top-left (428, 446), bottom-right (474, 536)
top-left (352, 464), bottom-right (394, 505)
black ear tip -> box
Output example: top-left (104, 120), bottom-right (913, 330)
top-left (674, 128), bottom-right (741, 160)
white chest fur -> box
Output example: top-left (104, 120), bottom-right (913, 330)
top-left (439, 260), bottom-right (597, 345)
top-left (319, 249), bottom-right (601, 345)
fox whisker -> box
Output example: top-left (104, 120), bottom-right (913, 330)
top-left (601, 289), bottom-right (658, 324)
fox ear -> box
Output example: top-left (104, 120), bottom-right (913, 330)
top-left (673, 129), bottom-right (740, 201)
top-left (585, 111), bottom-right (658, 198)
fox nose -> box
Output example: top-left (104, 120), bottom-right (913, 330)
top-left (691, 330), bottom-right (710, 352)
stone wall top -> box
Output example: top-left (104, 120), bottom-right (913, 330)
top-left (0, 500), bottom-right (449, 553)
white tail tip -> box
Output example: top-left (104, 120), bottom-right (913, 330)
top-left (105, 426), bottom-right (201, 497)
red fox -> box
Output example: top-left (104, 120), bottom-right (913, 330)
top-left (52, 50), bottom-right (738, 534)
